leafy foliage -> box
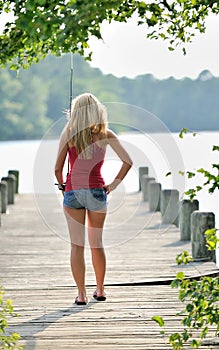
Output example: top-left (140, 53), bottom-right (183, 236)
top-left (179, 128), bottom-right (197, 139)
top-left (0, 286), bottom-right (22, 349)
top-left (170, 275), bottom-right (219, 349)
top-left (176, 251), bottom-right (193, 265)
top-left (0, 1), bottom-right (219, 69)
top-left (184, 145), bottom-right (219, 200)
top-left (205, 228), bottom-right (219, 250)
top-left (153, 264), bottom-right (219, 348)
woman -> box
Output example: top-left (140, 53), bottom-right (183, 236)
top-left (55, 93), bottom-right (132, 305)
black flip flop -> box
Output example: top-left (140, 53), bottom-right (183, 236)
top-left (93, 291), bottom-right (106, 301)
top-left (75, 296), bottom-right (87, 305)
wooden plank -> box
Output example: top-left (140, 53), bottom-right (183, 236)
top-left (0, 193), bottom-right (218, 350)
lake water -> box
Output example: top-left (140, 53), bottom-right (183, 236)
top-left (0, 131), bottom-right (218, 218)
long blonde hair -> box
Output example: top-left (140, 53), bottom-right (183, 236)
top-left (66, 93), bottom-right (107, 158)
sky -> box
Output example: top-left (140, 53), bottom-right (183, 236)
top-left (1, 11), bottom-right (219, 80)
top-left (88, 14), bottom-right (219, 80)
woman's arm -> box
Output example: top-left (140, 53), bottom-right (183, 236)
top-left (104, 129), bottom-right (133, 194)
top-left (54, 130), bottom-right (68, 186)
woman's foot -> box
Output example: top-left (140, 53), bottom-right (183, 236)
top-left (75, 288), bottom-right (87, 305)
top-left (75, 296), bottom-right (87, 305)
top-left (93, 290), bottom-right (106, 301)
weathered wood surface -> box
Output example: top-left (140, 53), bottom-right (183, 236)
top-left (0, 192), bottom-right (218, 350)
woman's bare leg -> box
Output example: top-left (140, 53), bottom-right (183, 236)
top-left (64, 207), bottom-right (87, 302)
top-left (87, 209), bottom-right (107, 296)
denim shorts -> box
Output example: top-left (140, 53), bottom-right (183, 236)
top-left (63, 188), bottom-right (107, 212)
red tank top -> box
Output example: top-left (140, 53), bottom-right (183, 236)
top-left (65, 143), bottom-right (106, 191)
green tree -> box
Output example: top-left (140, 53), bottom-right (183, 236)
top-left (13, 70), bottom-right (52, 139)
top-left (0, 68), bottom-right (52, 140)
top-left (1, 54), bottom-right (219, 140)
top-left (0, 1), bottom-right (219, 69)
top-left (0, 70), bottom-right (22, 140)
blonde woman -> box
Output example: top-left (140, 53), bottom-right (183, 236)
top-left (55, 93), bottom-right (132, 305)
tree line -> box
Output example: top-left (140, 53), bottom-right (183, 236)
top-left (0, 53), bottom-right (219, 140)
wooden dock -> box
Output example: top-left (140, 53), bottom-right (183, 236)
top-left (0, 192), bottom-right (218, 350)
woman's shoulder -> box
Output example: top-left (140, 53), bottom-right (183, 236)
top-left (58, 127), bottom-right (69, 148)
top-left (93, 129), bottom-right (117, 144)
top-left (106, 129), bottom-right (117, 139)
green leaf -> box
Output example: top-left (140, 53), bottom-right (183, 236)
top-left (186, 303), bottom-right (194, 312)
top-left (187, 171), bottom-right (196, 178)
top-left (179, 128), bottom-right (188, 138)
top-left (212, 163), bottom-right (219, 170)
top-left (191, 339), bottom-right (201, 348)
top-left (200, 326), bottom-right (208, 338)
top-left (185, 188), bottom-right (196, 200)
top-left (176, 251), bottom-right (193, 265)
top-left (205, 228), bottom-right (217, 236)
top-left (176, 272), bottom-right (185, 280)
top-left (152, 316), bottom-right (164, 327)
top-left (171, 279), bottom-right (180, 289)
top-left (197, 168), bottom-right (205, 174)
top-left (169, 332), bottom-right (182, 343)
top-left (182, 329), bottom-right (190, 342)
top-left (205, 228), bottom-right (218, 250)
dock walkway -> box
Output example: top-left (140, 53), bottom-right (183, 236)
top-left (0, 192), bottom-right (218, 349)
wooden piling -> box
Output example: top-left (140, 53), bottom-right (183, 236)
top-left (141, 175), bottom-right (155, 202)
top-left (8, 170), bottom-right (19, 193)
top-left (0, 181), bottom-right (7, 213)
top-left (191, 211), bottom-right (215, 261)
top-left (148, 181), bottom-right (161, 212)
top-left (138, 166), bottom-right (149, 191)
top-left (161, 189), bottom-right (179, 226)
top-left (1, 175), bottom-right (15, 204)
top-left (179, 199), bottom-right (199, 241)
